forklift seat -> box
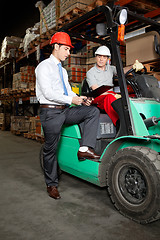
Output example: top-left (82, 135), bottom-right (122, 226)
top-left (81, 78), bottom-right (91, 95)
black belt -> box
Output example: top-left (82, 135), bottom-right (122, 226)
top-left (40, 104), bottom-right (67, 110)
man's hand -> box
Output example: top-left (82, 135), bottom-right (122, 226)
top-left (133, 60), bottom-right (144, 72)
top-left (72, 96), bottom-right (84, 105)
top-left (81, 96), bottom-right (93, 106)
top-left (72, 96), bottom-right (93, 106)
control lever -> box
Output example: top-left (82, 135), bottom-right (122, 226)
top-left (144, 116), bottom-right (160, 128)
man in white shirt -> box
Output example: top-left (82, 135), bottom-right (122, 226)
top-left (35, 32), bottom-right (100, 199)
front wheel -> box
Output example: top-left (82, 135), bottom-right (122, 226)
top-left (106, 146), bottom-right (160, 224)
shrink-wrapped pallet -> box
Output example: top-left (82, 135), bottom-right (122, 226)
top-left (23, 23), bottom-right (40, 53)
top-left (60, 0), bottom-right (94, 17)
top-left (0, 36), bottom-right (22, 61)
top-left (41, 0), bottom-right (56, 33)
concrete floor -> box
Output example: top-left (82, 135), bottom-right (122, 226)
top-left (0, 131), bottom-right (160, 240)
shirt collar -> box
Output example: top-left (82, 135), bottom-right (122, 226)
top-left (50, 54), bottom-right (60, 65)
top-left (95, 64), bottom-right (108, 72)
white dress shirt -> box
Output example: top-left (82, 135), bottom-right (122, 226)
top-left (35, 54), bottom-right (76, 105)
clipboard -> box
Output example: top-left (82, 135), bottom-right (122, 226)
top-left (84, 85), bottom-right (113, 98)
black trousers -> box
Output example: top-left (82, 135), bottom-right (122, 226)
top-left (40, 105), bottom-right (100, 187)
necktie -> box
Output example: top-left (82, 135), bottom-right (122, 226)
top-left (58, 62), bottom-right (68, 96)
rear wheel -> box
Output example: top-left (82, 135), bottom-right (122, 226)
top-left (106, 146), bottom-right (160, 224)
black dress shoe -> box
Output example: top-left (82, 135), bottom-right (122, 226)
top-left (47, 186), bottom-right (61, 199)
top-left (77, 148), bottom-right (100, 161)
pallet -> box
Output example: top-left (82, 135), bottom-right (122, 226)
top-left (23, 132), bottom-right (44, 143)
top-left (57, 8), bottom-right (86, 28)
top-left (23, 132), bottom-right (35, 139)
top-left (35, 133), bottom-right (45, 143)
top-left (85, 0), bottom-right (108, 12)
top-left (3, 88), bottom-right (36, 99)
top-left (11, 129), bottom-right (28, 136)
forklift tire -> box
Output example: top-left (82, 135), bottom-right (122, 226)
top-left (106, 146), bottom-right (160, 224)
top-left (39, 144), bottom-right (62, 178)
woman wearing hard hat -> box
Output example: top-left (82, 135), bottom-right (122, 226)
top-left (86, 45), bottom-right (143, 126)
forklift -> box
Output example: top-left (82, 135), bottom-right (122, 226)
top-left (40, 5), bottom-right (160, 224)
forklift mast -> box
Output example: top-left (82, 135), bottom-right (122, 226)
top-left (60, 5), bottom-right (160, 136)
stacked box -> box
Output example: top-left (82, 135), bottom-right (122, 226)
top-left (12, 66), bottom-right (35, 90)
top-left (0, 113), bottom-right (4, 127)
top-left (1, 36), bottom-right (22, 61)
top-left (60, 0), bottom-right (94, 17)
top-left (87, 41), bottom-right (100, 57)
top-left (1, 88), bottom-right (10, 95)
top-left (66, 65), bottom-right (86, 82)
top-left (11, 116), bottom-right (30, 132)
top-left (64, 53), bottom-right (87, 82)
top-left (36, 121), bottom-right (42, 135)
top-left (28, 117), bottom-right (37, 134)
top-left (0, 113), bottom-right (11, 130)
top-left (86, 42), bottom-right (100, 70)
top-left (63, 53), bottom-right (86, 67)
top-left (28, 116), bottom-right (43, 136)
top-left (20, 66), bottom-right (35, 74)
top-left (126, 31), bottom-right (160, 66)
top-left (41, 0), bottom-right (56, 33)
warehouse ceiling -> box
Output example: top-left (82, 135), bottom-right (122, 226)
top-left (0, 0), bottom-right (160, 48)
top-left (0, 0), bottom-right (51, 46)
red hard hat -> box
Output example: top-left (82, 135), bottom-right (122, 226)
top-left (50, 32), bottom-right (74, 48)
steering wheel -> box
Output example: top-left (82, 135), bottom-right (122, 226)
top-left (125, 66), bottom-right (147, 98)
top-left (125, 66), bottom-right (147, 78)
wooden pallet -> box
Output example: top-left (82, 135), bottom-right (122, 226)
top-left (23, 132), bottom-right (44, 143)
top-left (57, 8), bottom-right (86, 28)
top-left (23, 132), bottom-right (36, 139)
top-left (11, 129), bottom-right (28, 136)
top-left (85, 0), bottom-right (108, 12)
top-left (35, 133), bottom-right (45, 143)
top-left (1, 88), bottom-right (36, 100)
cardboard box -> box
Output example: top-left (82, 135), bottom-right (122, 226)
top-left (60, 0), bottom-right (94, 17)
top-left (11, 116), bottom-right (30, 132)
top-left (63, 54), bottom-right (86, 67)
top-left (66, 65), bottom-right (86, 82)
top-left (126, 31), bottom-right (160, 66)
top-left (12, 66), bottom-right (35, 89)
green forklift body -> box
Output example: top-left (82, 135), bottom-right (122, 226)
top-left (57, 98), bottom-right (160, 187)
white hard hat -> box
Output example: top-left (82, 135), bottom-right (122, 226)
top-left (95, 46), bottom-right (111, 57)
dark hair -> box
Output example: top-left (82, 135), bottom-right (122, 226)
top-left (51, 43), bottom-right (63, 51)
